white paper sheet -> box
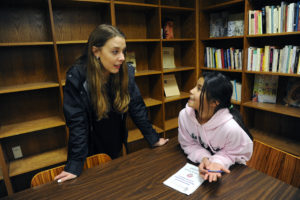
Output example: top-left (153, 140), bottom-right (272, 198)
top-left (163, 163), bottom-right (204, 195)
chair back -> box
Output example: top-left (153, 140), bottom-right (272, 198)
top-left (31, 165), bottom-right (65, 187)
top-left (31, 153), bottom-right (112, 187)
top-left (83, 153), bottom-right (112, 169)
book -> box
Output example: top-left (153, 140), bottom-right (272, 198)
top-left (125, 51), bottom-right (137, 72)
top-left (227, 13), bottom-right (244, 36)
top-left (163, 74), bottom-right (180, 97)
top-left (283, 78), bottom-right (300, 108)
top-left (252, 74), bottom-right (279, 103)
top-left (162, 47), bottom-right (176, 69)
top-left (231, 80), bottom-right (242, 101)
top-left (209, 11), bottom-right (228, 37)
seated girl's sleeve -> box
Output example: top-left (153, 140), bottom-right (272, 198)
top-left (178, 111), bottom-right (211, 163)
top-left (209, 128), bottom-right (253, 169)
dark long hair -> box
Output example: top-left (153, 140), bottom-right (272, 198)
top-left (199, 72), bottom-right (253, 140)
top-left (85, 24), bottom-right (130, 120)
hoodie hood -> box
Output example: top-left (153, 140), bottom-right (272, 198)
top-left (184, 103), bottom-right (233, 131)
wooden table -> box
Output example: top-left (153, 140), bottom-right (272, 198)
top-left (5, 138), bottom-right (300, 200)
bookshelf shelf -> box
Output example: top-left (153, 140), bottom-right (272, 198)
top-left (56, 40), bottom-right (87, 45)
top-left (243, 102), bottom-right (300, 118)
top-left (231, 100), bottom-right (241, 105)
top-left (165, 117), bottom-right (178, 131)
top-left (0, 82), bottom-right (60, 94)
top-left (164, 91), bottom-right (189, 103)
top-left (135, 70), bottom-right (161, 77)
top-left (251, 129), bottom-right (300, 156)
top-left (246, 31), bottom-right (300, 38)
top-left (245, 71), bottom-right (300, 77)
top-left (0, 116), bottom-right (66, 139)
top-left (163, 66), bottom-right (195, 73)
top-left (67, 0), bottom-right (110, 4)
top-left (114, 1), bottom-right (158, 8)
top-left (9, 147), bottom-right (67, 177)
top-left (0, 42), bottom-right (54, 47)
top-left (201, 67), bottom-right (243, 73)
top-left (201, 0), bottom-right (244, 11)
top-left (128, 125), bottom-right (163, 143)
top-left (126, 39), bottom-right (160, 43)
top-left (201, 36), bottom-right (244, 41)
top-left (143, 97), bottom-right (162, 107)
top-left (161, 6), bottom-right (195, 12)
top-left (162, 38), bottom-right (196, 42)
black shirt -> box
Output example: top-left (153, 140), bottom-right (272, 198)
top-left (90, 78), bottom-right (123, 159)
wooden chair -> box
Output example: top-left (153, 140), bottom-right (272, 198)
top-left (247, 140), bottom-right (300, 187)
top-left (31, 153), bottom-right (112, 187)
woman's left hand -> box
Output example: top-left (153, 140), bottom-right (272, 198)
top-left (154, 138), bottom-right (169, 147)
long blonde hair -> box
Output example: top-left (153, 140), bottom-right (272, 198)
top-left (86, 24), bottom-right (130, 120)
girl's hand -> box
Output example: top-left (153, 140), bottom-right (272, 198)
top-left (199, 158), bottom-right (230, 182)
top-left (54, 171), bottom-right (77, 183)
top-left (199, 157), bottom-right (211, 179)
top-left (154, 138), bottom-right (169, 147)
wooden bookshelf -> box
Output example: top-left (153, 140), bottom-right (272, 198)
top-left (0, 0), bottom-right (198, 195)
top-left (199, 0), bottom-right (300, 187)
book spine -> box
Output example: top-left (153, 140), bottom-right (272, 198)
top-left (294, 2), bottom-right (299, 31)
top-left (262, 7), bottom-right (266, 33)
top-left (271, 5), bottom-right (274, 33)
top-left (298, 2), bottom-right (300, 31)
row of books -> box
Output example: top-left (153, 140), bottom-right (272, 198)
top-left (205, 47), bottom-right (243, 70)
top-left (210, 12), bottom-right (244, 37)
top-left (247, 45), bottom-right (300, 74)
top-left (249, 1), bottom-right (300, 34)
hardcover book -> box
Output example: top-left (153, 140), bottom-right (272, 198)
top-left (210, 11), bottom-right (228, 37)
top-left (252, 74), bottom-right (278, 103)
top-left (283, 78), bottom-right (300, 108)
top-left (227, 13), bottom-right (244, 36)
top-left (162, 47), bottom-right (176, 69)
top-left (163, 74), bottom-right (180, 97)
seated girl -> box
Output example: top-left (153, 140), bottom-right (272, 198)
top-left (178, 72), bottom-right (253, 182)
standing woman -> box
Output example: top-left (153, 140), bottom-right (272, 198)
top-left (55, 24), bottom-right (168, 182)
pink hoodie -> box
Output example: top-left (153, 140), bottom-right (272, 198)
top-left (178, 104), bottom-right (253, 169)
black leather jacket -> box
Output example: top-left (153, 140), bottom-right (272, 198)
top-left (63, 57), bottom-right (159, 176)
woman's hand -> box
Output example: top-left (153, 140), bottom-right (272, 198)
top-left (154, 138), bottom-right (169, 147)
top-left (199, 158), bottom-right (230, 182)
top-left (54, 171), bottom-right (77, 183)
